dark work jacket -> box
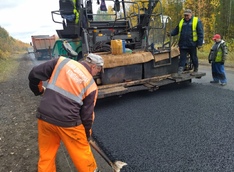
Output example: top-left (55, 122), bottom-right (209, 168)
top-left (170, 16), bottom-right (204, 48)
top-left (28, 58), bottom-right (97, 138)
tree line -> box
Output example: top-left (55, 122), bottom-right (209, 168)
top-left (0, 26), bottom-right (29, 60)
top-left (94, 0), bottom-right (233, 51)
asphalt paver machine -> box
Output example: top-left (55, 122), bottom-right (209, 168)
top-left (51, 0), bottom-right (205, 99)
top-left (50, 1), bottom-right (206, 171)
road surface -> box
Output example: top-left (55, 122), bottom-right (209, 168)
top-left (30, 55), bottom-right (234, 172)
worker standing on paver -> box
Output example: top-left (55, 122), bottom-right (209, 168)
top-left (168, 9), bottom-right (204, 76)
top-left (28, 53), bottom-right (103, 172)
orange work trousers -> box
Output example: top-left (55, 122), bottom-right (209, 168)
top-left (37, 119), bottom-right (97, 172)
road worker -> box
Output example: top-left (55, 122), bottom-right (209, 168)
top-left (168, 9), bottom-right (204, 76)
top-left (208, 34), bottom-right (228, 86)
top-left (28, 53), bottom-right (103, 172)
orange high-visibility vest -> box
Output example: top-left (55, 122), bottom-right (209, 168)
top-left (47, 56), bottom-right (98, 106)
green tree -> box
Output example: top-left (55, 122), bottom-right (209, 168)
top-left (0, 26), bottom-right (29, 59)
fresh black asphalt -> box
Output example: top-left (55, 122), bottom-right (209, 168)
top-left (93, 82), bottom-right (234, 172)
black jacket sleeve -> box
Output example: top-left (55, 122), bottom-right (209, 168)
top-left (80, 90), bottom-right (97, 138)
top-left (28, 58), bottom-right (59, 96)
top-left (196, 19), bottom-right (204, 46)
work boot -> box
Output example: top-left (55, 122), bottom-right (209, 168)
top-left (190, 67), bottom-right (198, 76)
top-left (178, 66), bottom-right (184, 75)
top-left (172, 67), bottom-right (183, 78)
top-left (210, 81), bottom-right (219, 84)
top-left (94, 169), bottom-right (101, 172)
top-left (220, 83), bottom-right (227, 86)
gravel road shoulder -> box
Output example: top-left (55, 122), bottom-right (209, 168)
top-left (0, 54), bottom-right (39, 172)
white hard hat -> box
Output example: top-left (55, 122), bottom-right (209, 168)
top-left (86, 53), bottom-right (104, 67)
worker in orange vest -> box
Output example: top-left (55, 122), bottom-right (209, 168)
top-left (28, 53), bottom-right (104, 172)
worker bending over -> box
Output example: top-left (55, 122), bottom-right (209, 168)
top-left (28, 53), bottom-right (103, 172)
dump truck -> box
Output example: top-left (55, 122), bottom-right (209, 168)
top-left (51, 0), bottom-right (206, 99)
top-left (31, 35), bottom-right (56, 60)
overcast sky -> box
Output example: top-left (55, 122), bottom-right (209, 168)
top-left (0, 0), bottom-right (63, 44)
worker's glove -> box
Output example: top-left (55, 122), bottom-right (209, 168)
top-left (208, 60), bottom-right (211, 64)
top-left (197, 46), bottom-right (202, 49)
top-left (166, 32), bottom-right (171, 37)
top-left (40, 86), bottom-right (46, 96)
top-left (86, 129), bottom-right (92, 140)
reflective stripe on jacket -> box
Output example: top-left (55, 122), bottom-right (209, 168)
top-left (73, 0), bottom-right (79, 24)
top-left (215, 45), bottom-right (223, 62)
top-left (179, 17), bottom-right (198, 41)
top-left (47, 57), bottom-right (97, 106)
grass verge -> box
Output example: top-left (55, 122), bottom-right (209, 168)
top-left (0, 55), bottom-right (20, 82)
top-left (198, 50), bottom-right (234, 68)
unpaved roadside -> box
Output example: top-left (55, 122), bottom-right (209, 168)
top-left (0, 54), bottom-right (39, 172)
